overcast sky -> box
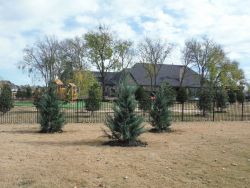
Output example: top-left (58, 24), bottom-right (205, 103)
top-left (0, 0), bottom-right (249, 85)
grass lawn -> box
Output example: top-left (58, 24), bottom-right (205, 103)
top-left (0, 122), bottom-right (250, 188)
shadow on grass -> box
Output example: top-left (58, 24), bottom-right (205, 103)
top-left (21, 139), bottom-right (105, 147)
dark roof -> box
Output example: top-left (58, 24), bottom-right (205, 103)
top-left (92, 70), bottom-right (136, 86)
top-left (92, 63), bottom-right (201, 88)
top-left (129, 63), bottom-right (201, 87)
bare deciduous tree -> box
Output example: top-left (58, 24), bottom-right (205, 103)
top-left (20, 36), bottom-right (62, 86)
top-left (138, 37), bottom-right (172, 91)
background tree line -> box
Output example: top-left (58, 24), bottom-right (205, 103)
top-left (19, 24), bottom-right (246, 102)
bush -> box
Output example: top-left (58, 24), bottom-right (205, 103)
top-left (198, 88), bottom-right (213, 116)
top-left (0, 84), bottom-right (13, 114)
top-left (37, 83), bottom-right (65, 133)
top-left (105, 80), bottom-right (145, 146)
top-left (236, 89), bottom-right (245, 103)
top-left (85, 83), bottom-right (102, 113)
top-left (25, 86), bottom-right (32, 99)
top-left (228, 89), bottom-right (237, 104)
top-left (215, 88), bottom-right (228, 112)
top-left (176, 87), bottom-right (188, 104)
top-left (135, 86), bottom-right (151, 112)
top-left (150, 82), bottom-right (175, 132)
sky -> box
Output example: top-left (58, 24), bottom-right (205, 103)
top-left (0, 0), bottom-right (249, 86)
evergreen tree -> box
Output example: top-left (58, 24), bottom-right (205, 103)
top-left (37, 83), bottom-right (65, 133)
top-left (33, 87), bottom-right (44, 107)
top-left (85, 83), bottom-right (102, 114)
top-left (25, 86), bottom-right (32, 99)
top-left (228, 89), bottom-right (237, 104)
top-left (150, 82), bottom-right (175, 132)
top-left (0, 84), bottom-right (13, 114)
top-left (176, 87), bottom-right (188, 104)
top-left (198, 88), bottom-right (213, 116)
top-left (215, 88), bottom-right (228, 112)
top-left (105, 80), bottom-right (145, 146)
top-left (236, 89), bottom-right (245, 103)
top-left (135, 86), bottom-right (151, 112)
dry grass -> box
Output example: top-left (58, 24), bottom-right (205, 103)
top-left (0, 122), bottom-right (250, 188)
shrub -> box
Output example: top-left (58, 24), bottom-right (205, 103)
top-left (25, 86), bottom-right (32, 99)
top-left (0, 84), bottom-right (13, 114)
top-left (135, 86), bottom-right (151, 112)
top-left (150, 82), bottom-right (175, 132)
top-left (215, 88), bottom-right (228, 112)
top-left (176, 87), bottom-right (188, 104)
top-left (85, 83), bottom-right (102, 114)
top-left (236, 89), bottom-right (245, 103)
top-left (105, 80), bottom-right (145, 146)
top-left (198, 88), bottom-right (213, 116)
top-left (228, 89), bottom-right (237, 104)
top-left (37, 83), bottom-right (65, 133)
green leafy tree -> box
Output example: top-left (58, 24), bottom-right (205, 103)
top-left (228, 89), bottom-right (237, 104)
top-left (71, 70), bottom-right (98, 98)
top-left (105, 80), bottom-right (145, 146)
top-left (85, 25), bottom-right (120, 100)
top-left (176, 87), bottom-right (188, 104)
top-left (85, 83), bottom-right (102, 114)
top-left (0, 84), bottom-right (13, 114)
top-left (37, 84), bottom-right (65, 133)
top-left (150, 83), bottom-right (175, 132)
top-left (215, 88), bottom-right (228, 112)
top-left (198, 88), bottom-right (213, 116)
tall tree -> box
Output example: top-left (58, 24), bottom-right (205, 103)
top-left (20, 36), bottom-right (62, 86)
top-left (179, 40), bottom-right (194, 87)
top-left (85, 25), bottom-right (120, 100)
top-left (138, 37), bottom-right (172, 91)
top-left (114, 39), bottom-right (134, 69)
top-left (185, 37), bottom-right (225, 89)
top-left (59, 37), bottom-right (88, 83)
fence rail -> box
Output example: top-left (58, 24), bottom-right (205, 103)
top-left (0, 99), bottom-right (250, 124)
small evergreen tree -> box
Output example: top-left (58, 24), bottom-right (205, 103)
top-left (150, 82), bottom-right (175, 132)
top-left (228, 89), bottom-right (237, 104)
top-left (105, 80), bottom-right (145, 146)
top-left (215, 88), bottom-right (228, 112)
top-left (0, 84), bottom-right (13, 114)
top-left (176, 87), bottom-right (188, 104)
top-left (37, 83), bottom-right (65, 133)
top-left (198, 88), bottom-right (213, 116)
top-left (135, 86), bottom-right (151, 112)
top-left (25, 86), bottom-right (32, 99)
top-left (85, 83), bottom-right (102, 114)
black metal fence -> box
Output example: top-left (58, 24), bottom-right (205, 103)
top-left (0, 99), bottom-right (250, 124)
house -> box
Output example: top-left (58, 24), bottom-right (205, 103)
top-left (93, 63), bottom-right (201, 97)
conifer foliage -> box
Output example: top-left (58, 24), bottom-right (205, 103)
top-left (37, 83), bottom-right (65, 133)
top-left (150, 83), bottom-right (175, 132)
top-left (0, 84), bottom-right (13, 114)
top-left (105, 80), bottom-right (145, 146)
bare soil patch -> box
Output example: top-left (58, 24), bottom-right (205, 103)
top-left (0, 122), bottom-right (250, 188)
